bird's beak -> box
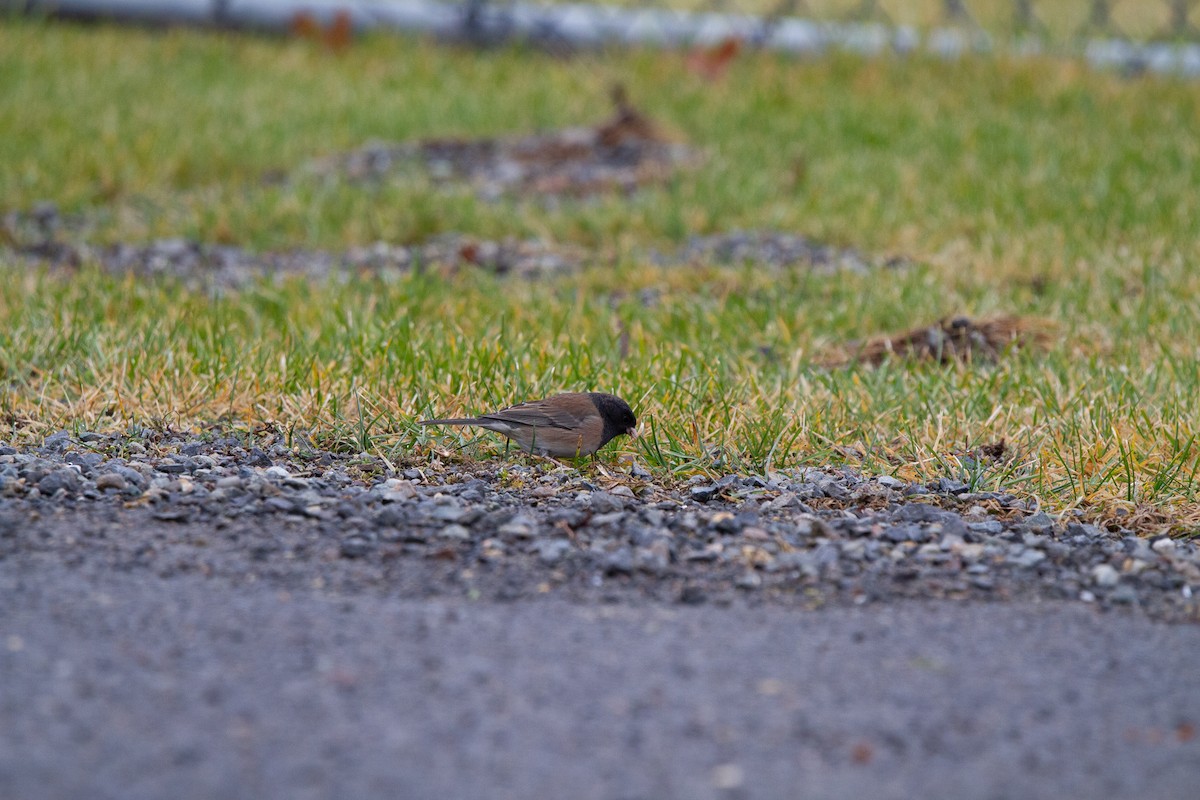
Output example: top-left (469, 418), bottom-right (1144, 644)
top-left (627, 426), bottom-right (640, 439)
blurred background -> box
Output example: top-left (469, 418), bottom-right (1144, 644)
top-left (15, 0), bottom-right (1200, 72)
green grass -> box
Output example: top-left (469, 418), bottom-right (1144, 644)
top-left (2, 21), bottom-right (1199, 532)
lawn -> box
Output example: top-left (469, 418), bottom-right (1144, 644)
top-left (1, 20), bottom-right (1198, 533)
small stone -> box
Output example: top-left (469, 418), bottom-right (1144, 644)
top-left (1151, 537), bottom-right (1176, 555)
top-left (64, 451), bottom-right (104, 473)
top-left (589, 511), bottom-right (625, 528)
top-left (690, 485), bottom-right (719, 503)
top-left (264, 497), bottom-right (297, 514)
top-left (767, 492), bottom-right (799, 510)
top-left (216, 475), bottom-right (242, 489)
top-left (536, 539), bottom-right (571, 564)
top-left (1110, 585), bottom-right (1138, 604)
top-left (610, 485), bottom-right (636, 499)
top-left (379, 479), bottom-right (418, 502)
top-left (817, 479), bottom-right (848, 499)
top-left (679, 585), bottom-right (707, 605)
top-left (937, 478), bottom-right (969, 494)
top-left (589, 492), bottom-right (625, 513)
top-left (1009, 548), bottom-right (1047, 568)
top-left (438, 524), bottom-right (470, 541)
top-left (1024, 512), bottom-right (1055, 531)
top-left (1092, 563), bottom-right (1120, 587)
top-left (152, 507), bottom-right (192, 522)
top-left (432, 504), bottom-right (468, 523)
top-left (94, 472), bottom-right (128, 492)
top-left (1065, 522), bottom-right (1105, 539)
top-left (636, 541), bottom-right (671, 574)
top-left (711, 512), bottom-right (740, 534)
top-left (735, 571), bottom-right (762, 590)
top-left (876, 475), bottom-right (904, 488)
top-left (42, 431), bottom-right (71, 451)
top-left (498, 515), bottom-right (537, 538)
top-left (602, 548), bottom-right (635, 575)
top-left (37, 469), bottom-right (81, 495)
top-left (742, 526), bottom-right (770, 541)
top-left (955, 543), bottom-right (986, 561)
top-left (340, 535), bottom-right (374, 558)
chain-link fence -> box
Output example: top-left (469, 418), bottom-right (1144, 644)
top-left (12, 0), bottom-right (1200, 73)
top-left (466, 1), bottom-right (1200, 41)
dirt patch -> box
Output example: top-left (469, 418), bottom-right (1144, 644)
top-left (4, 205), bottom-right (910, 285)
top-left (1, 232), bottom-right (586, 287)
top-left (820, 315), bottom-right (1055, 367)
top-left (669, 231), bottom-right (909, 274)
top-left (305, 85), bottom-right (700, 198)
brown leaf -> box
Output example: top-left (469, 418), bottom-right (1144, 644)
top-left (686, 37), bottom-right (743, 82)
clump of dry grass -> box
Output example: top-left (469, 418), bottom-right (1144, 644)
top-left (819, 315), bottom-right (1056, 368)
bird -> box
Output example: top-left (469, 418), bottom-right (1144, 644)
top-left (419, 392), bottom-right (638, 459)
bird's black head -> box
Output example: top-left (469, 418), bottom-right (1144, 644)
top-left (590, 392), bottom-right (638, 448)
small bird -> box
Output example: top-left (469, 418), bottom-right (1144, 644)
top-left (420, 392), bottom-right (638, 459)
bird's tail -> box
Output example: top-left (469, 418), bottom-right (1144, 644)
top-left (418, 418), bottom-right (479, 427)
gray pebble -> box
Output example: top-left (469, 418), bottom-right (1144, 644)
top-left (1009, 549), bottom-right (1047, 568)
top-left (432, 504), bottom-right (469, 523)
top-left (601, 548), bottom-right (635, 575)
top-left (735, 571), bottom-right (763, 590)
top-left (38, 469), bottom-right (81, 495)
top-left (94, 473), bottom-right (128, 492)
top-left (937, 478), bottom-right (969, 494)
top-left (536, 539), bottom-right (571, 565)
top-left (1110, 585), bottom-right (1139, 604)
top-left (1092, 564), bottom-right (1120, 587)
top-left (438, 525), bottom-right (471, 541)
top-left (340, 535), bottom-right (374, 558)
top-left (1024, 512), bottom-right (1056, 531)
top-left (498, 515), bottom-right (538, 538)
top-left (589, 491), bottom-right (625, 514)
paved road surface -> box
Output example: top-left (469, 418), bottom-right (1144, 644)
top-left (3, 563), bottom-right (1198, 800)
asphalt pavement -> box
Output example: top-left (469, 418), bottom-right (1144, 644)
top-left (3, 561), bottom-right (1199, 800)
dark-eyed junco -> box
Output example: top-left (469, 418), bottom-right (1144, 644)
top-left (420, 392), bottom-right (638, 458)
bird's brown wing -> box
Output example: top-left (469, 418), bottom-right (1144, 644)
top-left (481, 395), bottom-right (594, 430)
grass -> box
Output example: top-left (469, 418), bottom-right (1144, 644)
top-left (1, 20), bottom-right (1199, 533)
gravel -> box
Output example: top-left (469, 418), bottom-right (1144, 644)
top-left (2, 229), bottom-right (586, 287)
top-left (1, 429), bottom-right (1198, 622)
top-left (667, 230), bottom-right (908, 274)
top-left (4, 207), bottom-right (909, 287)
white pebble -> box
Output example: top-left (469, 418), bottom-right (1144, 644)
top-left (1091, 564), bottom-right (1120, 587)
